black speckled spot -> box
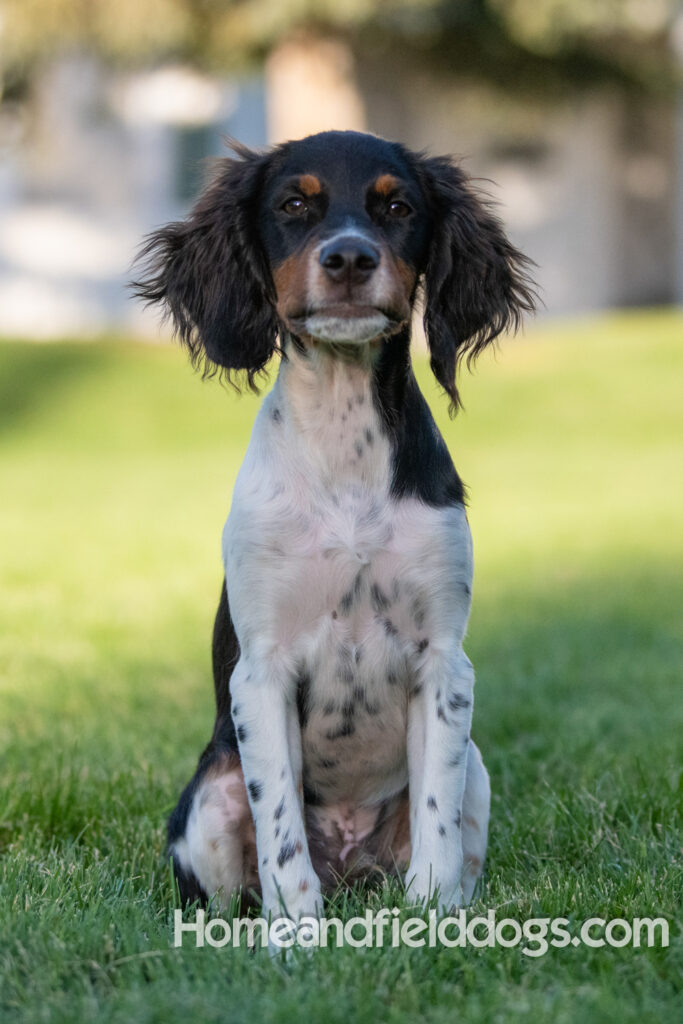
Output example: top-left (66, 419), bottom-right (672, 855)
top-left (296, 670), bottom-right (312, 728)
top-left (437, 704), bottom-right (446, 721)
top-left (231, 703), bottom-right (240, 718)
top-left (387, 670), bottom-right (398, 686)
top-left (438, 824), bottom-right (447, 837)
top-left (341, 697), bottom-right (355, 718)
top-left (448, 692), bottom-right (471, 711)
top-left (303, 782), bottom-right (323, 806)
top-left (271, 406), bottom-right (282, 423)
top-left (370, 583), bottom-right (390, 612)
top-left (460, 582), bottom-right (472, 598)
top-left (248, 780), bottom-right (262, 802)
top-left (236, 724), bottom-right (248, 743)
top-left (277, 839), bottom-right (300, 869)
top-left (323, 701), bottom-right (336, 716)
top-left (383, 617), bottom-right (398, 638)
top-left (325, 719), bottom-right (355, 740)
top-left (354, 441), bottom-right (364, 459)
top-left (365, 428), bottom-right (374, 445)
top-left (409, 683), bottom-right (422, 699)
top-left (411, 598), bottom-right (426, 630)
top-left (274, 797), bottom-right (285, 821)
top-left (339, 571), bottom-right (363, 615)
top-left (417, 638), bottom-right (429, 654)
top-left (453, 811), bottom-right (462, 828)
top-left (427, 795), bottom-right (438, 811)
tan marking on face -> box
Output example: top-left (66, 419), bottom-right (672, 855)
top-left (374, 173), bottom-right (399, 196)
top-left (299, 174), bottom-right (322, 196)
top-left (273, 248), bottom-right (315, 320)
top-left (394, 256), bottom-right (417, 297)
top-left (274, 233), bottom-right (413, 339)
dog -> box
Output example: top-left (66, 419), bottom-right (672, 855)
top-left (133, 130), bottom-right (535, 925)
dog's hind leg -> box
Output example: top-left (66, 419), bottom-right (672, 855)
top-left (168, 748), bottom-right (258, 911)
top-left (460, 739), bottom-right (490, 904)
top-left (167, 580), bottom-right (259, 910)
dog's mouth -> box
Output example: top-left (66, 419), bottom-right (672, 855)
top-left (287, 303), bottom-right (405, 344)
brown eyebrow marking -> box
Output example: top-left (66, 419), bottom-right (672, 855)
top-left (298, 174), bottom-right (322, 196)
top-left (374, 173), bottom-right (399, 196)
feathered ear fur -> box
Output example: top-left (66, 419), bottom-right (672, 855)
top-left (417, 155), bottom-right (537, 412)
top-left (131, 143), bottom-right (278, 389)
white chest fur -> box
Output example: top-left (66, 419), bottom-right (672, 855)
top-left (223, 346), bottom-right (473, 807)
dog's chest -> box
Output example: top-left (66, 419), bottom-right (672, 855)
top-left (225, 360), bottom-right (471, 805)
top-left (263, 484), bottom-right (437, 803)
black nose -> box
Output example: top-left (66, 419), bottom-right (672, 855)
top-left (319, 236), bottom-right (380, 284)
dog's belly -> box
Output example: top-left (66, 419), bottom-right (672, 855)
top-left (277, 513), bottom-right (436, 808)
top-left (299, 623), bottom-right (411, 806)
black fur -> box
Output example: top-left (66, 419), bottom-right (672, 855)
top-left (413, 153), bottom-right (537, 412)
top-left (131, 143), bottom-right (279, 390)
top-left (372, 327), bottom-right (466, 507)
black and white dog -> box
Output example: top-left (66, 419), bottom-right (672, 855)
top-left (134, 130), bottom-right (535, 924)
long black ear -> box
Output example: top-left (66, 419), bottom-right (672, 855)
top-left (418, 155), bottom-right (537, 412)
top-left (131, 143), bottom-right (278, 389)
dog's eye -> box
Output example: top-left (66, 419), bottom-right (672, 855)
top-left (282, 197), bottom-right (308, 217)
top-left (387, 200), bottom-right (412, 219)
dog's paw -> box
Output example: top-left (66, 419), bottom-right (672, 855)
top-left (264, 882), bottom-right (322, 921)
top-left (405, 863), bottom-right (464, 914)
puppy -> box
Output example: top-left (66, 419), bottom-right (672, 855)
top-left (134, 130), bottom-right (535, 924)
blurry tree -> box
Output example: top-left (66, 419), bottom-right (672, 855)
top-left (0, 0), bottom-right (680, 93)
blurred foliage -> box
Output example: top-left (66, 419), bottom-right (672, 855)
top-left (0, 0), bottom-right (680, 92)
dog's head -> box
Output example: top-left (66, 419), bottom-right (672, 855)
top-left (133, 130), bottom-right (536, 408)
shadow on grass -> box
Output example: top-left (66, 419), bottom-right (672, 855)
top-left (0, 342), bottom-right (116, 437)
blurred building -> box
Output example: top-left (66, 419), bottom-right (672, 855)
top-left (0, 42), bottom-right (681, 338)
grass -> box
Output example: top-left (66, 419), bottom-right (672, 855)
top-left (0, 310), bottom-right (681, 1022)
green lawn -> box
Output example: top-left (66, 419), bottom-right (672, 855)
top-left (1, 311), bottom-right (681, 1022)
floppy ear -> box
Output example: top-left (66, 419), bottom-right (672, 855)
top-left (419, 155), bottom-right (537, 412)
top-left (132, 143), bottom-right (278, 389)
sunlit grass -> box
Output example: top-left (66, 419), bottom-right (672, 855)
top-left (1, 310), bottom-right (681, 1022)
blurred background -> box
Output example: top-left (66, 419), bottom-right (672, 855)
top-left (1, 0), bottom-right (682, 337)
top-left (1, 8), bottom-right (682, 1020)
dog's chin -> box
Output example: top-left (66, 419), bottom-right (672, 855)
top-left (294, 306), bottom-right (394, 345)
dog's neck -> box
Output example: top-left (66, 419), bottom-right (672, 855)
top-left (268, 331), bottom-right (409, 493)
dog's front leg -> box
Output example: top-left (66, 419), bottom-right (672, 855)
top-left (406, 645), bottom-right (475, 911)
top-left (230, 657), bottom-right (322, 924)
